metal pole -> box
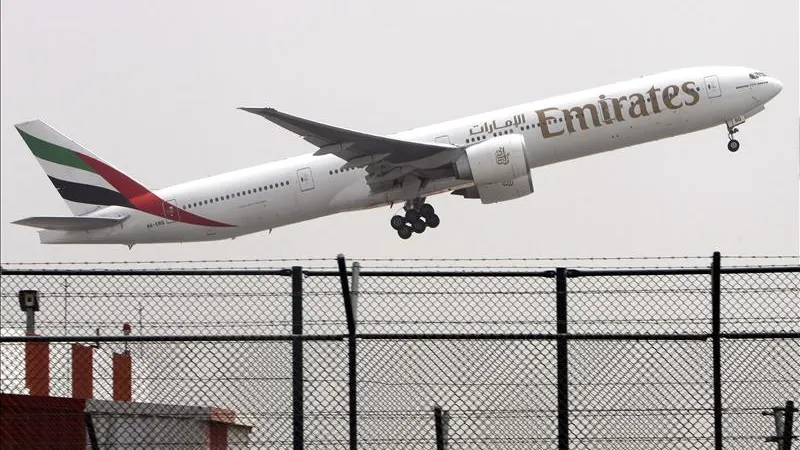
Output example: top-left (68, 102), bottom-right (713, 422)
top-left (433, 404), bottom-right (448, 450)
top-left (338, 254), bottom-right (357, 450)
top-left (711, 251), bottom-right (723, 450)
top-left (84, 413), bottom-right (100, 450)
top-left (783, 400), bottom-right (795, 450)
top-left (556, 267), bottom-right (569, 450)
top-left (338, 255), bottom-right (356, 333)
top-left (351, 262), bottom-right (360, 324)
top-left (25, 310), bottom-right (35, 335)
top-left (291, 266), bottom-right (304, 450)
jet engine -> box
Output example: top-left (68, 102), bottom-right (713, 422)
top-left (453, 134), bottom-right (534, 204)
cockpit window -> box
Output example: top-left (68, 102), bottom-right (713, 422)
top-left (749, 71), bottom-right (768, 79)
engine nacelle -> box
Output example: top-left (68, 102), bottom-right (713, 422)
top-left (453, 134), bottom-right (534, 204)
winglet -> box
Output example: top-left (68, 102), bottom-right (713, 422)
top-left (238, 106), bottom-right (275, 117)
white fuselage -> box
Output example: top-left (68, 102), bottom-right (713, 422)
top-left (41, 66), bottom-right (782, 244)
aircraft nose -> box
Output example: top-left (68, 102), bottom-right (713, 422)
top-left (750, 72), bottom-right (783, 103)
top-left (762, 77), bottom-right (783, 102)
top-left (770, 77), bottom-right (783, 96)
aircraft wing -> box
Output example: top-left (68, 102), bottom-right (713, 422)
top-left (240, 107), bottom-right (463, 188)
top-left (12, 216), bottom-right (128, 231)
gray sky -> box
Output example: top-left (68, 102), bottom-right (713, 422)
top-left (1, 0), bottom-right (798, 264)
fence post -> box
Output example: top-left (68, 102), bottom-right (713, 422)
top-left (338, 254), bottom-right (358, 450)
top-left (556, 267), bottom-right (569, 450)
top-left (783, 400), bottom-right (795, 450)
top-left (292, 266), bottom-right (304, 450)
top-left (433, 404), bottom-right (449, 450)
top-left (711, 252), bottom-right (723, 450)
top-left (352, 262), bottom-right (360, 324)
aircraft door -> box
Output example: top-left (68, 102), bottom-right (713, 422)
top-left (163, 199), bottom-right (180, 223)
top-left (704, 75), bottom-right (722, 98)
top-left (435, 135), bottom-right (451, 145)
top-left (297, 167), bottom-right (315, 192)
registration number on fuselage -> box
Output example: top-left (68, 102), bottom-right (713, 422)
top-left (146, 219), bottom-right (167, 229)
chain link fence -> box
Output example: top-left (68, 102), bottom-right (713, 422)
top-left (0, 254), bottom-right (797, 449)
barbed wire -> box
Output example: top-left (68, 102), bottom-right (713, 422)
top-left (0, 256), bottom-right (800, 272)
top-left (4, 254), bottom-right (799, 264)
top-left (3, 254), bottom-right (799, 271)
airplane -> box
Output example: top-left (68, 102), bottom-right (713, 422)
top-left (10, 66), bottom-right (783, 245)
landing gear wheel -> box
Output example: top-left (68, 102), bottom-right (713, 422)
top-left (411, 219), bottom-right (427, 234)
top-left (397, 226), bottom-right (412, 239)
top-left (420, 203), bottom-right (435, 218)
top-left (426, 213), bottom-right (440, 228)
top-left (405, 210), bottom-right (421, 222)
top-left (726, 121), bottom-right (741, 152)
top-left (390, 215), bottom-right (405, 230)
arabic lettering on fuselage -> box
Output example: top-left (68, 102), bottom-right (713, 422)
top-left (466, 81), bottom-right (701, 140)
top-left (469, 114), bottom-right (526, 136)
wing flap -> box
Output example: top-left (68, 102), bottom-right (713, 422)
top-left (13, 216), bottom-right (128, 231)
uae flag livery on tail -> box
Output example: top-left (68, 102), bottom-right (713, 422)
top-left (14, 120), bottom-right (232, 227)
top-left (16, 121), bottom-right (137, 215)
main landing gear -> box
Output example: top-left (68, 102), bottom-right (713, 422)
top-left (390, 200), bottom-right (440, 239)
top-left (727, 123), bottom-right (740, 153)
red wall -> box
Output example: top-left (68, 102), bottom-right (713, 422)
top-left (0, 394), bottom-right (86, 450)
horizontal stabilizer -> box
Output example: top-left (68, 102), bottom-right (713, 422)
top-left (12, 216), bottom-right (128, 231)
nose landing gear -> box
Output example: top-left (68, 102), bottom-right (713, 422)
top-left (389, 199), bottom-right (440, 239)
top-left (726, 121), bottom-right (741, 152)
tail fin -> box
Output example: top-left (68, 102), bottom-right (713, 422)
top-left (15, 120), bottom-right (148, 215)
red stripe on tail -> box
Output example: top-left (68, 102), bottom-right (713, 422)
top-left (76, 154), bottom-right (233, 228)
